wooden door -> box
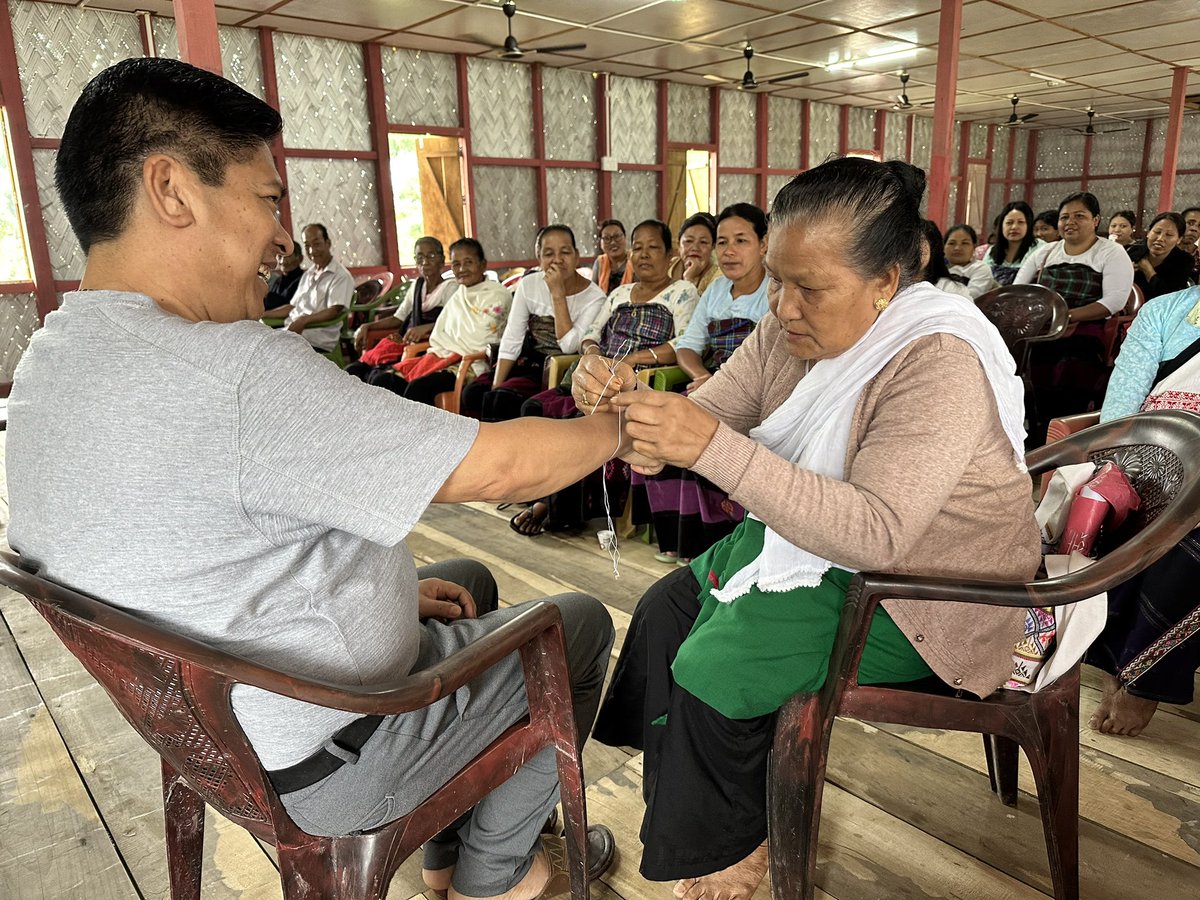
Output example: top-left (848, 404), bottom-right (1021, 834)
top-left (666, 147), bottom-right (689, 237)
top-left (415, 136), bottom-right (467, 248)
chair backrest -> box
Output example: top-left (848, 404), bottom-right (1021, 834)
top-left (1125, 284), bottom-right (1145, 317)
top-left (0, 552), bottom-right (280, 836)
top-left (354, 278), bottom-right (384, 305)
top-left (1026, 410), bottom-right (1200, 593)
top-left (976, 284), bottom-right (1069, 359)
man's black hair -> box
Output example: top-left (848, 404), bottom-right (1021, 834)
top-left (56, 57), bottom-right (282, 253)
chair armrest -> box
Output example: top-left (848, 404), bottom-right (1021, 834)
top-left (0, 547), bottom-right (570, 719)
top-left (261, 316), bottom-right (286, 329)
top-left (636, 365), bottom-right (688, 392)
top-left (545, 354), bottom-right (580, 389)
top-left (404, 341), bottom-right (431, 360)
top-left (1046, 412), bottom-right (1100, 444)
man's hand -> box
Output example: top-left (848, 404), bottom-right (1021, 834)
top-left (353, 324), bottom-right (370, 352)
top-left (418, 578), bottom-right (477, 622)
top-left (611, 390), bottom-right (719, 469)
top-left (286, 316), bottom-right (308, 334)
top-left (620, 445), bottom-right (666, 476)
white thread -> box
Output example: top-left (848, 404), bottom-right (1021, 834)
top-left (588, 340), bottom-right (636, 578)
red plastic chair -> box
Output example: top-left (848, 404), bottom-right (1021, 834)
top-left (767, 410), bottom-right (1200, 900)
top-left (0, 552), bottom-right (590, 900)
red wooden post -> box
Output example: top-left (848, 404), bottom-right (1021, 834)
top-left (363, 42), bottom-right (399, 274)
top-left (532, 64), bottom-right (548, 227)
top-left (0, 0), bottom-right (58, 321)
top-left (597, 74), bottom-right (611, 223)
top-left (456, 54), bottom-right (477, 239)
top-left (172, 0), bottom-right (222, 75)
top-left (258, 27), bottom-right (292, 235)
top-left (800, 99), bottom-right (810, 171)
top-left (756, 92), bottom-right (769, 210)
top-left (927, 0), bottom-right (963, 228)
top-left (1158, 66), bottom-right (1189, 213)
top-left (1137, 114), bottom-right (1154, 223)
top-left (954, 120), bottom-right (970, 223)
top-left (657, 80), bottom-right (668, 219)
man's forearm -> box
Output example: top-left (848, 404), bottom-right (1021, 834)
top-left (434, 413), bottom-right (626, 504)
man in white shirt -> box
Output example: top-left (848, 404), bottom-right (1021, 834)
top-left (265, 222), bottom-right (354, 351)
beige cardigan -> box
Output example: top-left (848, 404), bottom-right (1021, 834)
top-left (688, 314), bottom-right (1042, 698)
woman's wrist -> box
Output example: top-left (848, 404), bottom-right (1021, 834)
top-left (582, 343), bottom-right (601, 356)
top-left (648, 346), bottom-right (660, 363)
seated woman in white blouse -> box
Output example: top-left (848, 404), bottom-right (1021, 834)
top-left (1014, 191), bottom-right (1136, 445)
top-left (943, 224), bottom-right (997, 299)
top-left (461, 225), bottom-right (607, 422)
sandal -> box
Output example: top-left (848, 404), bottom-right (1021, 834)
top-left (510, 506), bottom-right (547, 536)
top-left (654, 551), bottom-right (679, 564)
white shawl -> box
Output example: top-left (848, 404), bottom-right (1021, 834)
top-left (711, 281), bottom-right (1027, 603)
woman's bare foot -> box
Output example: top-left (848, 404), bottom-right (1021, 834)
top-left (673, 841), bottom-right (769, 900)
top-left (1087, 672), bottom-right (1121, 731)
top-left (1096, 688), bottom-right (1159, 736)
top-left (448, 843), bottom-right (557, 900)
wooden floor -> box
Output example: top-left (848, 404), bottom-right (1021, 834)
top-left (3, 430), bottom-right (1200, 899)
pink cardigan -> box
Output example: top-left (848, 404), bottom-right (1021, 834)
top-left (688, 314), bottom-right (1041, 698)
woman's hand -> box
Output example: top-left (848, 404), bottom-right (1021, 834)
top-left (687, 373), bottom-right (712, 392)
top-left (353, 323), bottom-right (370, 352)
top-left (403, 322), bottom-right (435, 343)
top-left (544, 260), bottom-right (569, 295)
top-left (572, 352), bottom-right (636, 413)
top-left (612, 390), bottom-right (719, 468)
top-left (418, 578), bottom-right (477, 622)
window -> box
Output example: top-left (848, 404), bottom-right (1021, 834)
top-left (0, 109), bottom-right (33, 283)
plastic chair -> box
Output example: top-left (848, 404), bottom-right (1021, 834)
top-left (0, 551), bottom-right (590, 900)
top-left (1100, 286), bottom-right (1145, 367)
top-left (544, 354), bottom-right (580, 390)
top-left (402, 341), bottom-right (488, 415)
top-left (635, 365), bottom-right (689, 392)
top-left (976, 284), bottom-right (1070, 377)
top-left (767, 410), bottom-right (1200, 900)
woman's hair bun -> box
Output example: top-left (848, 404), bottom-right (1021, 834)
top-left (883, 160), bottom-right (926, 209)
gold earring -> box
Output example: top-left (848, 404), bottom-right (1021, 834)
top-left (873, 297), bottom-right (890, 312)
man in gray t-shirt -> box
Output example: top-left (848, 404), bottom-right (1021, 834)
top-left (8, 57), bottom-right (635, 900)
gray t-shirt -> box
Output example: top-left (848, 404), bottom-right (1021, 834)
top-left (6, 291), bottom-right (478, 769)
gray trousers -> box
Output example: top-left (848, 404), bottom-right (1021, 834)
top-left (282, 559), bottom-right (615, 896)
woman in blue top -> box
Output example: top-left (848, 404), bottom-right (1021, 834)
top-left (632, 204), bottom-right (771, 563)
top-left (1089, 285), bottom-right (1200, 736)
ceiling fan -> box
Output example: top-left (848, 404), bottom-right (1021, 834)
top-left (1070, 107), bottom-right (1131, 135)
top-left (892, 72), bottom-right (912, 110)
top-left (488, 1), bottom-right (586, 60)
top-left (997, 96), bottom-right (1038, 128)
top-left (707, 45), bottom-right (809, 90)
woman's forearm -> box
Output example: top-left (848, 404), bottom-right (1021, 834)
top-left (676, 347), bottom-right (708, 380)
top-left (1067, 301), bottom-right (1111, 323)
top-left (493, 357), bottom-right (515, 386)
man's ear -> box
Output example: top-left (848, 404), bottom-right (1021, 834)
top-left (142, 154), bottom-right (197, 229)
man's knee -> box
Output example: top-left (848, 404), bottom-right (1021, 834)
top-left (545, 593), bottom-right (614, 682)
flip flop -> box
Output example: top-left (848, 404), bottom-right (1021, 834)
top-left (510, 507), bottom-right (547, 536)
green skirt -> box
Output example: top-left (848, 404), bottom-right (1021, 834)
top-left (672, 518), bottom-right (933, 720)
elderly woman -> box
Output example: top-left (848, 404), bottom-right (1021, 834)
top-left (986, 201), bottom-right (1043, 287)
top-left (1088, 284), bottom-right (1200, 736)
top-left (352, 236), bottom-right (457, 353)
top-left (635, 203), bottom-right (770, 563)
top-left (943, 224), bottom-right (997, 298)
top-left (667, 212), bottom-right (721, 296)
top-left (592, 218), bottom-right (633, 293)
top-left (1015, 192), bottom-right (1136, 444)
top-left (574, 158), bottom-right (1038, 898)
top-left (360, 238), bottom-right (511, 405)
top-left (461, 225), bottom-right (607, 422)
top-left (1108, 210), bottom-right (1137, 247)
top-left (510, 219), bottom-right (699, 536)
top-left (1128, 211), bottom-right (1193, 300)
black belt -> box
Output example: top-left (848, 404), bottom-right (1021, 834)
top-left (267, 714), bottom-right (384, 795)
